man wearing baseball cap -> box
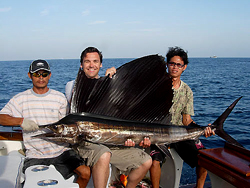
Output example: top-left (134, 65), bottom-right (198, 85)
top-left (0, 59), bottom-right (90, 188)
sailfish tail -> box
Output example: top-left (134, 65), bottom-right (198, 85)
top-left (211, 97), bottom-right (243, 148)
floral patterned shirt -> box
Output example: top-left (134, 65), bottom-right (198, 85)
top-left (169, 80), bottom-right (194, 126)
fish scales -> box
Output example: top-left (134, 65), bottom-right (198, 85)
top-left (35, 97), bottom-right (243, 147)
top-left (37, 113), bottom-right (205, 146)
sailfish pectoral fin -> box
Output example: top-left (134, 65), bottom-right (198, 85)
top-left (212, 97), bottom-right (243, 148)
top-left (155, 144), bottom-right (172, 159)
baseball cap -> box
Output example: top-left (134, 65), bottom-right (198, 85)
top-left (29, 59), bottom-right (51, 73)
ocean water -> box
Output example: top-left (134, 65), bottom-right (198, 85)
top-left (0, 57), bottom-right (250, 185)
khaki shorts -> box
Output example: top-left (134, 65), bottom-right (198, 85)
top-left (76, 143), bottom-right (151, 173)
top-left (110, 147), bottom-right (151, 173)
top-left (76, 142), bottom-right (111, 167)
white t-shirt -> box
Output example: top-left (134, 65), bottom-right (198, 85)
top-left (65, 80), bottom-right (75, 103)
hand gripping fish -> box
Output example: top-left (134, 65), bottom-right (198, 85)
top-left (35, 97), bottom-right (243, 147)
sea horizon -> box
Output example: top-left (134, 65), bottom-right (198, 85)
top-left (1, 56), bottom-right (250, 62)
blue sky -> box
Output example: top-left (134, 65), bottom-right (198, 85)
top-left (1, 0), bottom-right (250, 60)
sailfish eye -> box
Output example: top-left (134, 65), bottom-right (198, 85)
top-left (49, 125), bottom-right (60, 132)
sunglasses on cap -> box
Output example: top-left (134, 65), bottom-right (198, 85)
top-left (32, 72), bottom-right (50, 77)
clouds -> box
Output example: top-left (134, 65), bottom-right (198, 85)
top-left (82, 10), bottom-right (90, 16)
top-left (0, 7), bottom-right (11, 12)
top-left (81, 9), bottom-right (106, 25)
top-left (40, 9), bottom-right (49, 16)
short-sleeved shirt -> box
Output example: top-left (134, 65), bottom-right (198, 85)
top-left (169, 80), bottom-right (194, 125)
top-left (0, 88), bottom-right (70, 158)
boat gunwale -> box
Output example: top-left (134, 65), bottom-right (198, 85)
top-left (0, 131), bottom-right (23, 141)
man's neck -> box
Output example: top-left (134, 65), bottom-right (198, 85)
top-left (32, 87), bottom-right (49, 94)
top-left (172, 77), bottom-right (181, 90)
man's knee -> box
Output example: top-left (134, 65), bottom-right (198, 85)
top-left (75, 165), bottom-right (91, 180)
top-left (151, 160), bottom-right (160, 168)
top-left (142, 158), bottom-right (152, 169)
top-left (99, 151), bottom-right (111, 162)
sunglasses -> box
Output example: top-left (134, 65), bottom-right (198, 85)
top-left (168, 62), bottom-right (185, 68)
top-left (32, 72), bottom-right (50, 77)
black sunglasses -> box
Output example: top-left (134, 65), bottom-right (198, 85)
top-left (168, 62), bottom-right (185, 68)
top-left (32, 72), bottom-right (50, 78)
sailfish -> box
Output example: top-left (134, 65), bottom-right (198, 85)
top-left (35, 55), bottom-right (243, 148)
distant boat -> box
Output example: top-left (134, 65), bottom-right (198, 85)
top-left (210, 55), bottom-right (217, 58)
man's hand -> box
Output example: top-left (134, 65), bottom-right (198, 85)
top-left (124, 139), bottom-right (135, 147)
top-left (204, 126), bottom-right (215, 137)
top-left (21, 119), bottom-right (39, 132)
top-left (124, 137), bottom-right (151, 148)
top-left (139, 137), bottom-right (151, 148)
top-left (105, 67), bottom-right (116, 78)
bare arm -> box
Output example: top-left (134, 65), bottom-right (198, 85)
top-left (0, 114), bottom-right (23, 126)
top-left (182, 114), bottom-right (215, 137)
top-left (182, 114), bottom-right (193, 126)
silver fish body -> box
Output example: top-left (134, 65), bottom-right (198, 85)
top-left (36, 97), bottom-right (243, 148)
top-left (37, 112), bottom-right (204, 146)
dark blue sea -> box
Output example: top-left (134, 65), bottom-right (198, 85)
top-left (0, 57), bottom-right (250, 185)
